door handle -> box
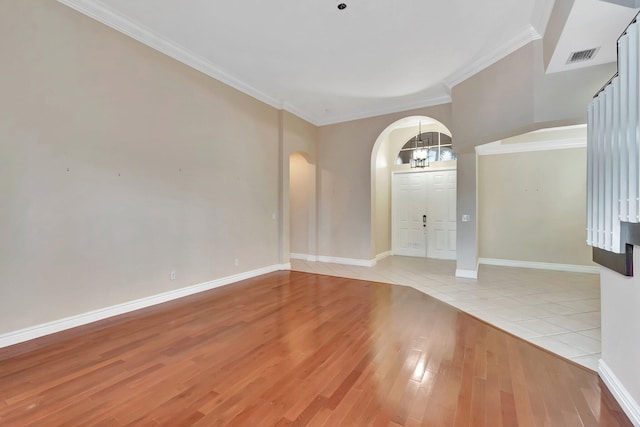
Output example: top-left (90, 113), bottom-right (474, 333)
top-left (423, 215), bottom-right (427, 227)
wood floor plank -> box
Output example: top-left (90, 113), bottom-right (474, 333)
top-left (0, 271), bottom-right (632, 426)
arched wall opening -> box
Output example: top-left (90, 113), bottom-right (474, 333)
top-left (370, 116), bottom-right (454, 259)
top-left (289, 151), bottom-right (317, 260)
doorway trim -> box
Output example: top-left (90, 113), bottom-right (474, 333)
top-left (391, 167), bottom-right (457, 260)
top-left (370, 116), bottom-right (453, 261)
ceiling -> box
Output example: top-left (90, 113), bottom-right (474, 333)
top-left (547, 0), bottom-right (639, 73)
top-left (58, 0), bottom-right (637, 125)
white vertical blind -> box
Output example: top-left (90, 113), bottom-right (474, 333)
top-left (635, 23), bottom-right (640, 221)
top-left (612, 76), bottom-right (622, 252)
top-left (587, 17), bottom-right (640, 254)
top-left (620, 33), bottom-right (630, 223)
top-left (598, 91), bottom-right (606, 247)
top-left (628, 24), bottom-right (639, 223)
top-left (605, 84), bottom-right (613, 250)
top-left (587, 102), bottom-right (594, 247)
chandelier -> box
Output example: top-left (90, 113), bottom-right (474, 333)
top-left (410, 121), bottom-right (429, 168)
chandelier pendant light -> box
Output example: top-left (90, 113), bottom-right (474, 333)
top-left (410, 121), bottom-right (429, 168)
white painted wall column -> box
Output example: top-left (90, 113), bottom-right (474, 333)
top-left (455, 152), bottom-right (478, 278)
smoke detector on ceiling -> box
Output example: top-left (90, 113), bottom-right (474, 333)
top-left (567, 47), bottom-right (600, 64)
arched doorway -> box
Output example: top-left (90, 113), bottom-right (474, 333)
top-left (289, 152), bottom-right (316, 260)
top-left (371, 116), bottom-right (455, 261)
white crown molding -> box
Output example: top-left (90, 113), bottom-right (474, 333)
top-left (54, 0), bottom-right (452, 127)
top-left (530, 124), bottom-right (587, 134)
top-left (475, 137), bottom-right (586, 155)
top-left (599, 359), bottom-right (640, 426)
top-left (281, 102), bottom-right (322, 127)
top-left (315, 95), bottom-right (453, 126)
top-left (55, 0), bottom-right (283, 111)
top-left (446, 25), bottom-right (541, 89)
top-left (54, 0), bottom-right (542, 127)
top-left (478, 258), bottom-right (600, 274)
top-left (0, 263), bottom-right (286, 349)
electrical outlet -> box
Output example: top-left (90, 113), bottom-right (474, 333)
top-left (462, 214), bottom-right (470, 222)
top-left (234, 258), bottom-right (239, 266)
top-left (170, 270), bottom-right (176, 281)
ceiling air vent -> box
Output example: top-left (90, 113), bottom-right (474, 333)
top-left (567, 48), bottom-right (599, 64)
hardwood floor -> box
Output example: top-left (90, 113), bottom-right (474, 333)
top-left (0, 271), bottom-right (631, 426)
top-left (291, 257), bottom-right (603, 370)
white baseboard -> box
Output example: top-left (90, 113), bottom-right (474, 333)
top-left (455, 268), bottom-right (478, 279)
top-left (289, 253), bottom-right (318, 262)
top-left (279, 262), bottom-right (291, 270)
top-left (290, 253), bottom-right (376, 267)
top-left (599, 359), bottom-right (640, 426)
top-left (316, 256), bottom-right (376, 267)
top-left (478, 258), bottom-right (600, 274)
top-left (0, 264), bottom-right (286, 349)
top-left (290, 252), bottom-right (395, 267)
top-left (375, 251), bottom-right (392, 262)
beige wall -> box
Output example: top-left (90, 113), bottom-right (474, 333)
top-left (317, 121), bottom-right (376, 260)
top-left (478, 148), bottom-right (593, 266)
top-left (456, 153), bottom-right (478, 272)
top-left (317, 105), bottom-right (452, 260)
top-left (0, 0), bottom-right (621, 338)
top-left (289, 153), bottom-right (314, 255)
top-left (452, 44), bottom-right (536, 153)
top-left (452, 39), bottom-right (616, 152)
top-left (317, 36), bottom-right (610, 266)
top-left (451, 39), bottom-right (614, 273)
top-left (0, 0), bottom-right (282, 334)
top-left (601, 250), bottom-right (640, 412)
top-left (281, 111), bottom-right (318, 260)
top-left (373, 133), bottom-right (392, 256)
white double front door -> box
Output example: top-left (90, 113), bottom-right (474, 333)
top-left (392, 170), bottom-right (457, 260)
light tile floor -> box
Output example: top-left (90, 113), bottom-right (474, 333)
top-left (290, 256), bottom-right (601, 370)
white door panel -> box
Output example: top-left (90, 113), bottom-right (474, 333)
top-left (392, 170), bottom-right (456, 260)
top-left (427, 170), bottom-right (456, 260)
top-left (448, 230), bottom-right (457, 251)
top-left (393, 173), bottom-right (427, 257)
